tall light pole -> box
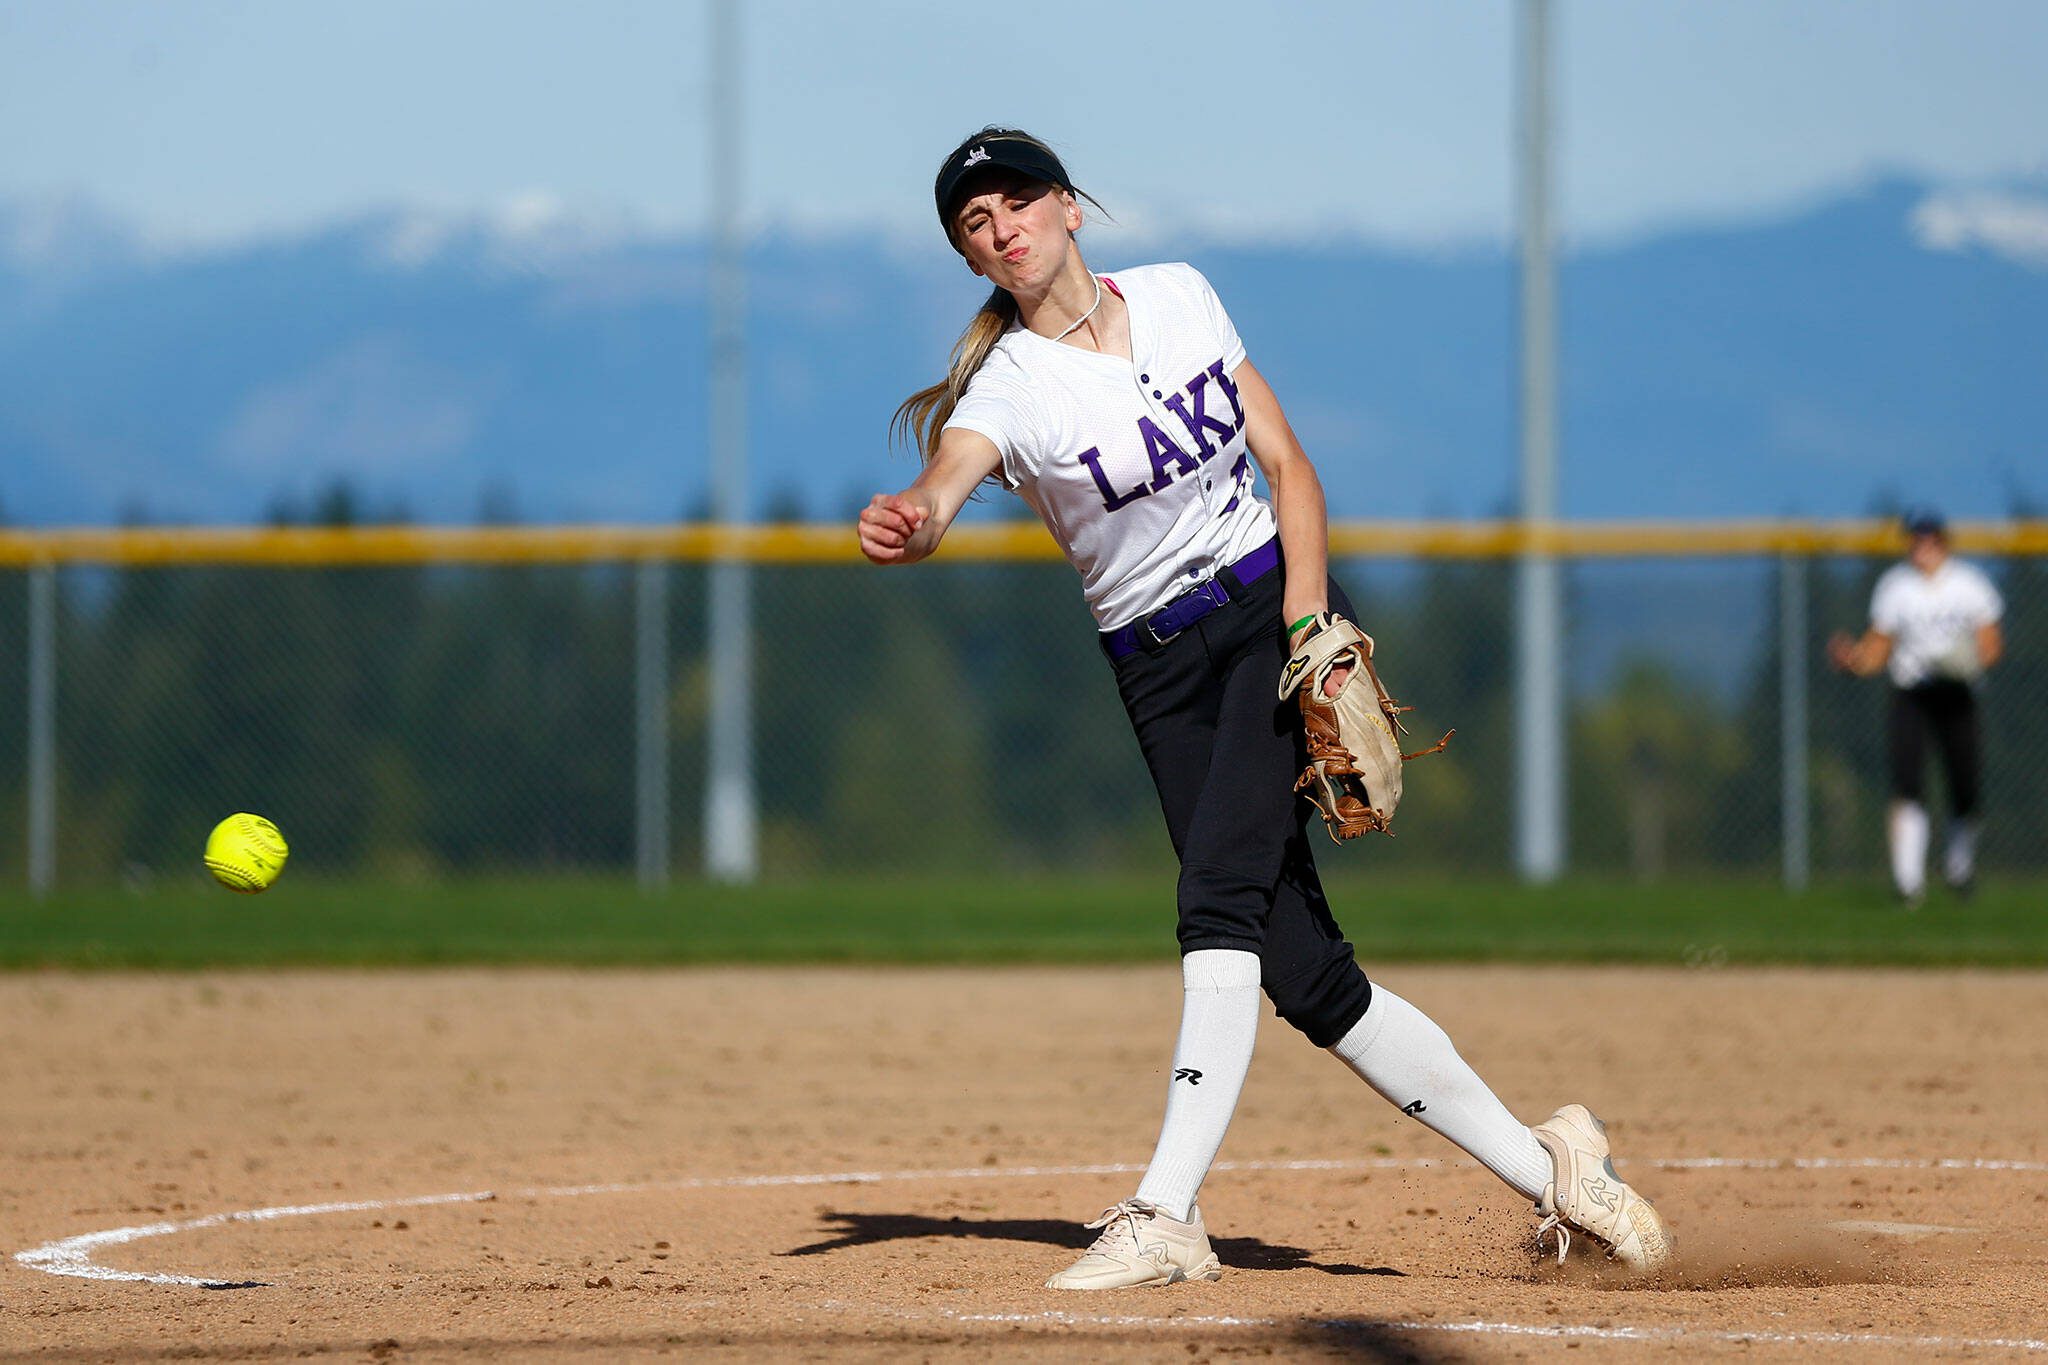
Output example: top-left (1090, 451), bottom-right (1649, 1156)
top-left (1514, 0), bottom-right (1565, 882)
top-left (703, 0), bottom-right (758, 881)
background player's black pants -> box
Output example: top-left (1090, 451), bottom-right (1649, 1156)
top-left (1889, 680), bottom-right (1981, 816)
top-left (1107, 555), bottom-right (1373, 1048)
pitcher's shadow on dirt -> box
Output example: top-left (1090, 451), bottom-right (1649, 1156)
top-left (781, 1210), bottom-right (1402, 1277)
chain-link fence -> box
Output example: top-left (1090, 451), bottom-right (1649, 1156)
top-left (5, 535), bottom-right (2045, 889)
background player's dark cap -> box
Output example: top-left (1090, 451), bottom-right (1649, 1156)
top-left (934, 132), bottom-right (1074, 250)
top-left (1902, 507), bottom-right (1948, 537)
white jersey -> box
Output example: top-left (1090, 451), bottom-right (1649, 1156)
top-left (942, 262), bottom-right (1277, 630)
top-left (1869, 558), bottom-right (2003, 688)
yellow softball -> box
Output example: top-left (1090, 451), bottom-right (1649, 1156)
top-left (204, 813), bottom-right (289, 893)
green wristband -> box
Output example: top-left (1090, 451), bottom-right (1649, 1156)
top-left (1288, 614), bottom-right (1318, 638)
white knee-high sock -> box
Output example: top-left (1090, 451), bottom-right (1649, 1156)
top-left (1329, 985), bottom-right (1552, 1202)
top-left (1133, 948), bottom-right (1262, 1221)
top-left (1945, 818), bottom-right (1978, 886)
top-left (1890, 800), bottom-right (1929, 897)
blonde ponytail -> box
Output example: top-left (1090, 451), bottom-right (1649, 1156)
top-left (891, 286), bottom-right (1019, 464)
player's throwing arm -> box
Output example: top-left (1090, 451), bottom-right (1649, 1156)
top-left (857, 432), bottom-right (1000, 567)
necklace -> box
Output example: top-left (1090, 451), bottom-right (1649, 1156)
top-left (1049, 273), bottom-right (1104, 343)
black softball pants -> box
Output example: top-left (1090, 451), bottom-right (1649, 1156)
top-left (1889, 681), bottom-right (1982, 816)
top-left (1107, 555), bottom-right (1374, 1048)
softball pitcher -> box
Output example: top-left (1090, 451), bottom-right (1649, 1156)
top-left (858, 127), bottom-right (1671, 1290)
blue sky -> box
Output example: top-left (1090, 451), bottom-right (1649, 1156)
top-left (2, 0), bottom-right (2044, 250)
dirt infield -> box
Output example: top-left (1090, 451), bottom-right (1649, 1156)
top-left (5, 965), bottom-right (2046, 1361)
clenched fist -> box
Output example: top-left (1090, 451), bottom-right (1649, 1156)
top-left (858, 492), bottom-right (932, 564)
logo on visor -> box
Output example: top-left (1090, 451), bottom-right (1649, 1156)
top-left (963, 146), bottom-right (991, 168)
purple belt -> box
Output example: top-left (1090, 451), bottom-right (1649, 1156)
top-left (1101, 537), bottom-right (1281, 661)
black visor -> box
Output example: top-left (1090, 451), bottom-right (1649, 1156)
top-left (1903, 508), bottom-right (1948, 538)
top-left (934, 134), bottom-right (1073, 247)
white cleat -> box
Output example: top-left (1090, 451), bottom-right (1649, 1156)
top-left (1532, 1103), bottom-right (1674, 1271)
top-left (1044, 1198), bottom-right (1224, 1290)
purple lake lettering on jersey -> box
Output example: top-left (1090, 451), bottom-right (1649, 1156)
top-left (1162, 361), bottom-right (1245, 459)
top-left (1080, 358), bottom-right (1247, 514)
top-left (1079, 445), bottom-right (1150, 512)
top-left (1140, 416), bottom-right (1199, 492)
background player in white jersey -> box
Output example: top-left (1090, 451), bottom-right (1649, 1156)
top-left (857, 127), bottom-right (1671, 1289)
top-left (1830, 510), bottom-right (2005, 904)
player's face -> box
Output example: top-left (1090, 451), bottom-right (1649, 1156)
top-left (952, 173), bottom-right (1081, 294)
top-left (1909, 532), bottom-right (1948, 573)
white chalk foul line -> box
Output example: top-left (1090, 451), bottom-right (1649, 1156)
top-left (7, 1159), bottom-right (1352, 1286)
top-left (7, 1160), bottom-right (1313, 1286)
top-left (13, 1153), bottom-right (2045, 1290)
top-left (12, 1192), bottom-right (495, 1288)
top-left (1657, 1156), bottom-right (2048, 1173)
top-left (933, 1310), bottom-right (2048, 1354)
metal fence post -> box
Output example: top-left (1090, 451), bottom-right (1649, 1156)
top-left (1780, 550), bottom-right (1810, 890)
top-left (635, 558), bottom-right (670, 892)
top-left (27, 563), bottom-right (56, 897)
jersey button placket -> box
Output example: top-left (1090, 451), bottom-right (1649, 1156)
top-left (1140, 362), bottom-right (1219, 517)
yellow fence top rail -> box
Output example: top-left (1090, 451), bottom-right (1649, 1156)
top-left (2, 519), bottom-right (2046, 567)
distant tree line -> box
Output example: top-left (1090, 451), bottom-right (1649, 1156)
top-left (2, 487), bottom-right (2043, 885)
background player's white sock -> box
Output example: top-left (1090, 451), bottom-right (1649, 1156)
top-left (1133, 948), bottom-right (1262, 1222)
top-left (1329, 985), bottom-right (1552, 1202)
top-left (1945, 818), bottom-right (1978, 886)
top-left (1889, 800), bottom-right (1929, 897)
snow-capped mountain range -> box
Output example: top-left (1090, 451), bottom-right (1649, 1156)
top-left (2, 176), bottom-right (2043, 528)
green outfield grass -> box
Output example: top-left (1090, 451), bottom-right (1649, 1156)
top-left (0, 872), bottom-right (2043, 969)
